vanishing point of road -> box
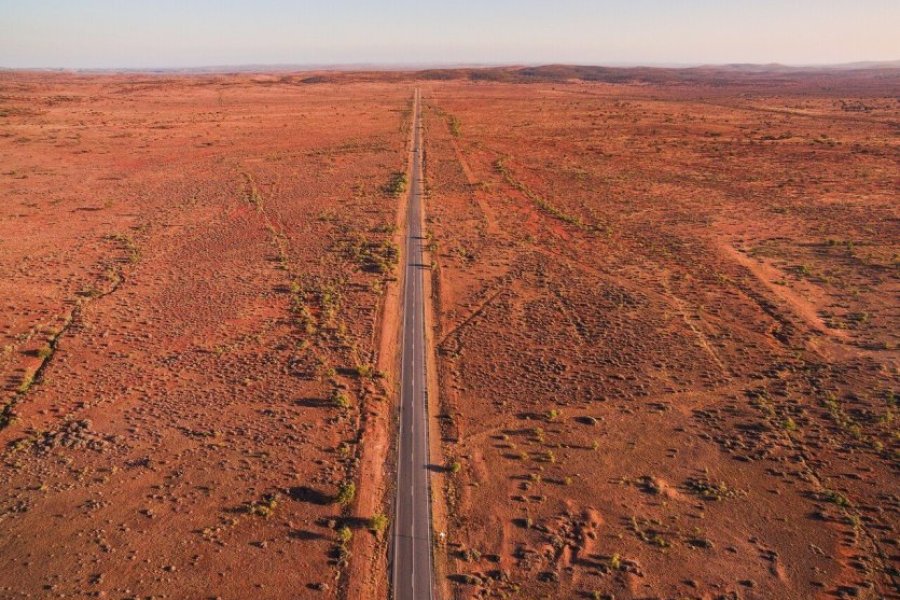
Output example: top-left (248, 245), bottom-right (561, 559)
top-left (392, 88), bottom-right (436, 600)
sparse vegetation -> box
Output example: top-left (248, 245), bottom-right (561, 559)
top-left (335, 481), bottom-right (356, 507)
top-left (17, 373), bottom-right (35, 394)
top-left (448, 115), bottom-right (462, 137)
top-left (246, 493), bottom-right (279, 518)
top-left (337, 525), bottom-right (353, 545)
top-left (685, 476), bottom-right (740, 501)
top-left (383, 171), bottom-right (408, 197)
top-left (330, 388), bottom-right (351, 409)
top-left (821, 489), bottom-right (851, 507)
top-left (2, 65), bottom-right (898, 600)
top-left (369, 513), bottom-right (389, 534)
top-left (609, 553), bottom-right (622, 570)
top-left (106, 232), bottom-right (140, 264)
top-left (493, 157), bottom-right (596, 231)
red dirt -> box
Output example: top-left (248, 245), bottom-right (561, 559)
top-left (421, 79), bottom-right (898, 599)
top-left (0, 72), bottom-right (411, 599)
top-left (1, 68), bottom-right (898, 600)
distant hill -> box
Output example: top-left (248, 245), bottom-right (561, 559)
top-left (408, 63), bottom-right (900, 85)
top-left (701, 60), bottom-right (900, 72)
top-left (3, 62), bottom-right (897, 90)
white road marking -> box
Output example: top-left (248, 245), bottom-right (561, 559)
top-left (393, 88), bottom-right (434, 600)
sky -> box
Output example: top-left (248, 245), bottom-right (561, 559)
top-left (1, 0), bottom-right (898, 69)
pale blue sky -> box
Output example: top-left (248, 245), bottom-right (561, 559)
top-left (1, 0), bottom-right (898, 69)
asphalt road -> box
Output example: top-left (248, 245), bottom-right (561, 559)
top-left (392, 89), bottom-right (435, 600)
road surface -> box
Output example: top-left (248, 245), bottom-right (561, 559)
top-left (392, 89), bottom-right (435, 600)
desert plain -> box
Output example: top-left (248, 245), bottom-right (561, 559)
top-left (0, 66), bottom-right (898, 599)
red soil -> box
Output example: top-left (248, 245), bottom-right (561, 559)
top-left (421, 79), bottom-right (898, 599)
top-left (0, 68), bottom-right (897, 600)
top-left (0, 73), bottom-right (411, 599)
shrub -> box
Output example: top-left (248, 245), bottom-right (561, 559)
top-left (335, 481), bottom-right (356, 506)
top-left (383, 172), bottom-right (408, 197)
top-left (354, 364), bottom-right (374, 379)
top-left (337, 525), bottom-right (353, 545)
top-left (17, 373), bottom-right (34, 394)
top-left (609, 553), bottom-right (622, 570)
top-left (823, 490), bottom-right (850, 507)
top-left (330, 389), bottom-right (351, 409)
top-left (247, 493), bottom-right (278, 518)
top-left (369, 513), bottom-right (389, 534)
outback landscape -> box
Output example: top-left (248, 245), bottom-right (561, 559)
top-left (0, 73), bottom-right (412, 598)
top-left (1, 64), bottom-right (898, 600)
top-left (421, 67), bottom-right (899, 600)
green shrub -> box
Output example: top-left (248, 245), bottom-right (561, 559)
top-left (17, 373), bottom-right (34, 394)
top-left (369, 513), bottom-right (389, 534)
top-left (247, 493), bottom-right (279, 517)
top-left (337, 525), bottom-right (353, 545)
top-left (331, 389), bottom-right (351, 409)
top-left (383, 172), bottom-right (408, 197)
top-left (335, 481), bottom-right (356, 506)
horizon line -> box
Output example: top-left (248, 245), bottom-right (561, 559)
top-left (3, 59), bottom-right (899, 74)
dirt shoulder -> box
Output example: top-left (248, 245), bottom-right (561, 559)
top-left (345, 88), bottom-right (417, 600)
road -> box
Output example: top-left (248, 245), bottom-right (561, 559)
top-left (392, 88), bottom-right (435, 600)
